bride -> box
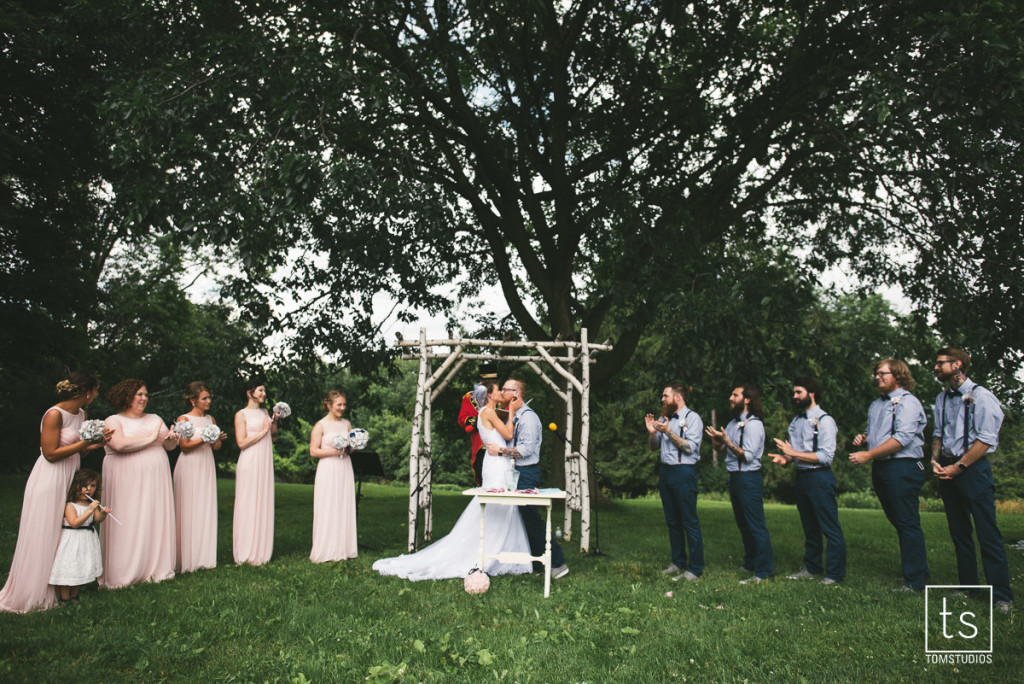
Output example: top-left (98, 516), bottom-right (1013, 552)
top-left (372, 381), bottom-right (532, 580)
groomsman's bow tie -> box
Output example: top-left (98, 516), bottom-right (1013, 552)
top-left (797, 411), bottom-right (808, 419)
top-left (945, 388), bottom-right (962, 398)
top-left (668, 413), bottom-right (679, 420)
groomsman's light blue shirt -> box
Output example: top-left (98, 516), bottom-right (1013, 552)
top-left (653, 408), bottom-right (703, 465)
top-left (932, 378), bottom-right (1003, 458)
top-left (788, 405), bottom-right (836, 469)
top-left (865, 387), bottom-right (926, 459)
top-left (724, 411), bottom-right (764, 472)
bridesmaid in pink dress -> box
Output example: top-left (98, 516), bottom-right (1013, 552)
top-left (232, 379), bottom-right (279, 565)
top-left (309, 390), bottom-right (358, 563)
top-left (0, 372), bottom-right (108, 613)
top-left (173, 382), bottom-right (226, 573)
top-left (99, 379), bottom-right (179, 589)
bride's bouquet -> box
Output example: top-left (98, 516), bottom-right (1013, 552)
top-left (199, 424), bottom-right (222, 444)
top-left (79, 419), bottom-right (106, 443)
top-left (172, 421), bottom-right (196, 440)
top-left (348, 428), bottom-right (369, 451)
top-left (273, 402), bottom-right (291, 419)
top-left (331, 433), bottom-right (351, 451)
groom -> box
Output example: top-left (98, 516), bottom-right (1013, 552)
top-left (491, 377), bottom-right (569, 579)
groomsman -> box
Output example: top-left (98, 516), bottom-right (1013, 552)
top-left (645, 383), bottom-right (704, 582)
top-left (849, 359), bottom-right (929, 591)
top-left (769, 377), bottom-right (846, 585)
top-left (705, 385), bottom-right (773, 583)
top-left (931, 348), bottom-right (1013, 612)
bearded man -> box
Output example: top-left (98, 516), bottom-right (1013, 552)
top-left (645, 383), bottom-right (704, 582)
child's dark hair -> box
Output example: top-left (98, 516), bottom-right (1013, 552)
top-left (67, 469), bottom-right (101, 503)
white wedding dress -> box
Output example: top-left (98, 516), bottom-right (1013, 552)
top-left (372, 419), bottom-right (531, 580)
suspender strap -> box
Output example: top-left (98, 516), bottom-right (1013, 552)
top-left (676, 409), bottom-right (692, 463)
top-left (962, 391), bottom-right (975, 454)
top-left (941, 386), bottom-right (979, 456)
top-left (812, 413), bottom-right (830, 453)
top-left (736, 417), bottom-right (761, 471)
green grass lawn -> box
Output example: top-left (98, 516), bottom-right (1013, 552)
top-left (1, 476), bottom-right (1022, 682)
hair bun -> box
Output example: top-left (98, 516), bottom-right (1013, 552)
top-left (55, 380), bottom-right (82, 399)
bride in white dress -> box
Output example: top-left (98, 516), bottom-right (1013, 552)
top-left (372, 381), bottom-right (532, 580)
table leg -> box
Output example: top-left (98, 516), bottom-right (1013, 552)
top-left (543, 501), bottom-right (552, 598)
top-left (478, 499), bottom-right (486, 572)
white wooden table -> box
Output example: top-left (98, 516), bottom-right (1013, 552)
top-left (463, 488), bottom-right (567, 598)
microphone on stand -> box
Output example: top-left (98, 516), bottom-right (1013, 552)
top-left (547, 423), bottom-right (607, 557)
top-left (548, 423), bottom-right (569, 444)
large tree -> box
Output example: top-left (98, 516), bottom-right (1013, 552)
top-left (92, 1), bottom-right (1023, 380)
top-left (6, 1), bottom-right (1024, 389)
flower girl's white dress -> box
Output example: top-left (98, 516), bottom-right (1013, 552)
top-left (372, 420), bottom-right (531, 580)
top-left (50, 503), bottom-right (103, 586)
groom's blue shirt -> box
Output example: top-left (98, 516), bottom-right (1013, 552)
top-left (513, 405), bottom-right (541, 466)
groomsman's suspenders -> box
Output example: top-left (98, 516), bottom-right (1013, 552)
top-left (811, 413), bottom-right (831, 453)
top-left (885, 396), bottom-right (925, 455)
top-left (676, 409), bottom-right (693, 463)
top-left (940, 387), bottom-right (980, 456)
top-left (737, 416), bottom-right (761, 471)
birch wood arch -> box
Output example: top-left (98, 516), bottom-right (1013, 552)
top-left (397, 328), bottom-right (612, 554)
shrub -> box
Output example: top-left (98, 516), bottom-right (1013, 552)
top-left (837, 490), bottom-right (881, 510)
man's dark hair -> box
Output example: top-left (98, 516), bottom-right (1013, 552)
top-left (793, 376), bottom-right (823, 403)
top-left (738, 385), bottom-right (764, 419)
top-left (937, 347), bottom-right (970, 374)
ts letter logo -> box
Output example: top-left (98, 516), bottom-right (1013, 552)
top-left (925, 586), bottom-right (993, 654)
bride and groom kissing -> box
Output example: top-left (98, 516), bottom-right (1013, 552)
top-left (373, 377), bottom-right (569, 582)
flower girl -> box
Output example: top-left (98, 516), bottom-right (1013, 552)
top-left (50, 470), bottom-right (108, 605)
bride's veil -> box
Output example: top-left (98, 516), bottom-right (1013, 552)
top-left (472, 383), bottom-right (489, 409)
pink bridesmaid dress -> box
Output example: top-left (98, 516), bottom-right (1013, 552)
top-left (173, 415), bottom-right (217, 572)
top-left (310, 419), bottom-right (358, 563)
top-left (99, 414), bottom-right (176, 588)
top-left (0, 407), bottom-right (82, 613)
top-left (232, 408), bottom-right (274, 565)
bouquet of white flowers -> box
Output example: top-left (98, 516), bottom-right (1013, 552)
top-left (172, 421), bottom-right (196, 440)
top-left (79, 419), bottom-right (106, 442)
top-left (199, 424), bottom-right (222, 444)
top-left (273, 402), bottom-right (291, 419)
top-left (348, 428), bottom-right (369, 451)
top-left (331, 433), bottom-right (351, 451)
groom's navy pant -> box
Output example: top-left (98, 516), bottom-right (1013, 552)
top-left (515, 463), bottom-right (566, 570)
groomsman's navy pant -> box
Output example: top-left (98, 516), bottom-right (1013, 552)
top-left (659, 463), bottom-right (704, 575)
top-left (938, 457), bottom-right (1013, 603)
top-left (795, 468), bottom-right (846, 582)
top-left (729, 470), bottom-right (773, 579)
top-left (872, 458), bottom-right (929, 589)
